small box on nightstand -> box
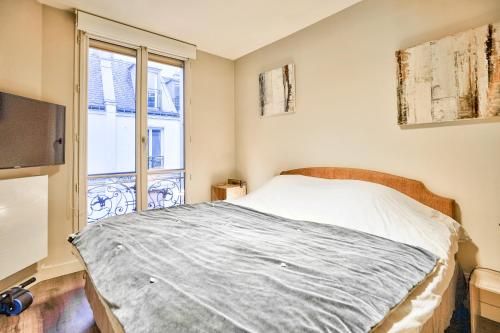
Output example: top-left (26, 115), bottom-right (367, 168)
top-left (211, 179), bottom-right (247, 201)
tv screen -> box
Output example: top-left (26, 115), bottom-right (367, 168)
top-left (0, 92), bottom-right (65, 169)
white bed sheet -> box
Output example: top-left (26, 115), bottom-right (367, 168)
top-left (227, 175), bottom-right (460, 333)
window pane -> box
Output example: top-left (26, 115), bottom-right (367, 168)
top-left (87, 175), bottom-right (136, 223)
top-left (88, 47), bottom-right (137, 175)
top-left (148, 91), bottom-right (157, 108)
top-left (151, 129), bottom-right (162, 157)
top-left (147, 60), bottom-right (183, 170)
top-left (87, 45), bottom-right (137, 224)
top-left (147, 172), bottom-right (185, 209)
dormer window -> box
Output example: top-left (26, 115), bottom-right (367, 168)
top-left (148, 88), bottom-right (160, 109)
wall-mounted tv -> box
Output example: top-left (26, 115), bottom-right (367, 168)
top-left (0, 92), bottom-right (65, 169)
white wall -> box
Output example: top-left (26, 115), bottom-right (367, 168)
top-left (0, 0), bottom-right (42, 99)
top-left (187, 51), bottom-right (236, 203)
top-left (87, 113), bottom-right (182, 174)
top-left (88, 112), bottom-right (135, 174)
top-left (148, 116), bottom-right (183, 170)
top-left (0, 1), bottom-right (78, 290)
top-left (235, 0), bottom-right (500, 271)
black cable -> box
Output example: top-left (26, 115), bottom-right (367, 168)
top-left (466, 266), bottom-right (500, 294)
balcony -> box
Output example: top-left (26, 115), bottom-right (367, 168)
top-left (147, 172), bottom-right (185, 210)
top-left (87, 172), bottom-right (184, 223)
top-left (87, 175), bottom-right (136, 223)
top-left (148, 155), bottom-right (164, 169)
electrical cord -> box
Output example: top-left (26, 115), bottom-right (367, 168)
top-left (466, 266), bottom-right (500, 294)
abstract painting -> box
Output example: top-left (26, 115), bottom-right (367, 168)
top-left (396, 22), bottom-right (500, 125)
top-left (259, 64), bottom-right (295, 117)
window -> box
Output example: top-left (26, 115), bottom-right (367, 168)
top-left (87, 46), bottom-right (137, 223)
top-left (148, 89), bottom-right (160, 109)
top-left (146, 56), bottom-right (184, 210)
top-left (148, 128), bottom-right (163, 169)
top-left (174, 84), bottom-right (180, 112)
top-left (84, 40), bottom-right (185, 224)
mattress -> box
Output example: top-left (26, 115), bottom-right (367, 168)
top-left (72, 202), bottom-right (440, 332)
top-left (80, 259), bottom-right (458, 333)
top-left (228, 175), bottom-right (461, 332)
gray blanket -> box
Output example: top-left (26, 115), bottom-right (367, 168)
top-left (72, 202), bottom-right (438, 333)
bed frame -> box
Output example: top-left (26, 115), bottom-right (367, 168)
top-left (80, 167), bottom-right (458, 333)
top-left (281, 167), bottom-right (455, 218)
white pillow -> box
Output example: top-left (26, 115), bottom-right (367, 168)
top-left (228, 175), bottom-right (460, 260)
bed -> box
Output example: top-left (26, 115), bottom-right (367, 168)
top-left (71, 167), bottom-right (461, 333)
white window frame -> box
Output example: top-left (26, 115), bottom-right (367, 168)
top-left (73, 30), bottom-right (191, 230)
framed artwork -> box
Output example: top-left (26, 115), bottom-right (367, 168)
top-left (396, 22), bottom-right (500, 125)
top-left (259, 63), bottom-right (295, 117)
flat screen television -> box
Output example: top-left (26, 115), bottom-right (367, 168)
top-left (0, 92), bottom-right (65, 169)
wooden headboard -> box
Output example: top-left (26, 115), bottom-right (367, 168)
top-left (280, 167), bottom-right (455, 218)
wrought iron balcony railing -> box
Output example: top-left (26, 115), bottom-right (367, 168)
top-left (147, 172), bottom-right (185, 210)
top-left (87, 172), bottom-right (184, 224)
top-left (87, 175), bottom-right (137, 224)
top-left (148, 156), bottom-right (164, 169)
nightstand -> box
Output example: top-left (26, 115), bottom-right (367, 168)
top-left (470, 268), bottom-right (500, 333)
top-left (211, 180), bottom-right (247, 201)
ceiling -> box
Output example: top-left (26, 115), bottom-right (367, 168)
top-left (39, 0), bottom-right (362, 60)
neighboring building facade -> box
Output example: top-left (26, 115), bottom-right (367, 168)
top-left (88, 48), bottom-right (183, 175)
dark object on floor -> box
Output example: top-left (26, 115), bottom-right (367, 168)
top-left (446, 266), bottom-right (500, 333)
top-left (0, 277), bottom-right (36, 316)
top-left (446, 265), bottom-right (471, 332)
top-left (0, 271), bottom-right (99, 333)
top-left (447, 302), bottom-right (471, 333)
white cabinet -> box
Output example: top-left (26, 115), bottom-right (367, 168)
top-left (0, 175), bottom-right (48, 280)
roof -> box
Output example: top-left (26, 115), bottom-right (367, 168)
top-left (88, 54), bottom-right (104, 109)
top-left (112, 59), bottom-right (136, 113)
top-left (88, 50), bottom-right (180, 116)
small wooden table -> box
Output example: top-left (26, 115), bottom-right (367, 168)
top-left (470, 268), bottom-right (500, 333)
top-left (211, 182), bottom-right (247, 201)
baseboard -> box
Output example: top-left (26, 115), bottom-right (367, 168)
top-left (37, 259), bottom-right (83, 282)
top-left (1, 259), bottom-right (83, 291)
top-left (0, 264), bottom-right (38, 291)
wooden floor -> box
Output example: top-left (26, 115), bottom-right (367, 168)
top-left (0, 271), bottom-right (99, 333)
top-left (1, 271), bottom-right (500, 333)
top-left (477, 317), bottom-right (500, 333)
